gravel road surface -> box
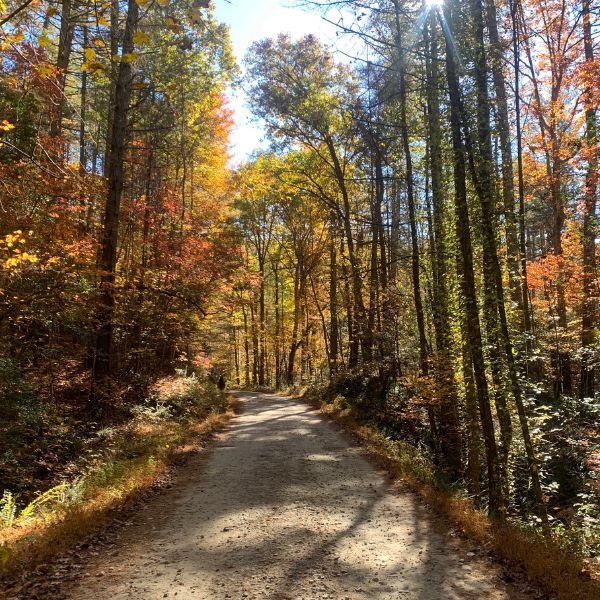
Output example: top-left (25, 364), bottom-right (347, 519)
top-left (60, 391), bottom-right (533, 600)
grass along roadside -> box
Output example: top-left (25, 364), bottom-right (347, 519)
top-left (300, 387), bottom-right (600, 600)
top-left (0, 377), bottom-right (236, 581)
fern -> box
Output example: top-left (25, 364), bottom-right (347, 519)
top-left (15, 484), bottom-right (68, 524)
top-left (0, 491), bottom-right (16, 528)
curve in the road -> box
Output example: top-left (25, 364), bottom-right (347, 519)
top-left (63, 391), bottom-right (530, 600)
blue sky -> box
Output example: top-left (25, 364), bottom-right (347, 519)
top-left (213, 0), bottom-right (344, 164)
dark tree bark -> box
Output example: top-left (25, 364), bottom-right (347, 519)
top-left (287, 261), bottom-right (302, 384)
top-left (510, 0), bottom-right (534, 363)
top-left (324, 136), bottom-right (369, 364)
top-left (470, 0), bottom-right (513, 497)
top-left (442, 2), bottom-right (504, 517)
top-left (393, 1), bottom-right (428, 379)
top-left (242, 301), bottom-right (250, 387)
top-left (329, 219), bottom-right (339, 374)
top-left (471, 0), bottom-right (548, 525)
top-left (484, 0), bottom-right (521, 304)
top-left (425, 11), bottom-right (462, 479)
top-left (580, 0), bottom-right (598, 399)
top-left (93, 0), bottom-right (139, 403)
top-left (250, 299), bottom-right (259, 385)
top-left (51, 0), bottom-right (76, 138)
top-left (274, 257), bottom-right (282, 388)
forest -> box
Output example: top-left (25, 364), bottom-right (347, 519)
top-left (0, 0), bottom-right (599, 597)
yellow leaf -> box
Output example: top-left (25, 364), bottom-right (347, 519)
top-left (187, 7), bottom-right (201, 23)
top-left (165, 16), bottom-right (181, 31)
top-left (82, 61), bottom-right (106, 73)
top-left (157, 0), bottom-right (168, 6)
top-left (122, 52), bottom-right (139, 63)
top-left (133, 31), bottom-right (151, 46)
top-left (0, 120), bottom-right (15, 132)
top-left (97, 16), bottom-right (109, 26)
top-left (84, 47), bottom-right (96, 60)
top-left (36, 63), bottom-right (54, 78)
top-left (38, 34), bottom-right (52, 48)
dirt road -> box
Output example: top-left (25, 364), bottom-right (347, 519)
top-left (60, 392), bottom-right (533, 599)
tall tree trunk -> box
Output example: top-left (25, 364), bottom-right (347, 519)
top-left (242, 302), bottom-right (250, 386)
top-left (51, 0), bottom-right (75, 138)
top-left (329, 220), bottom-right (339, 374)
top-left (580, 0), bottom-right (598, 399)
top-left (103, 0), bottom-right (119, 173)
top-left (258, 258), bottom-right (266, 386)
top-left (484, 0), bottom-right (521, 304)
top-left (510, 0), bottom-right (534, 364)
top-left (425, 12), bottom-right (462, 478)
top-left (93, 0), bottom-right (139, 402)
top-left (443, 2), bottom-right (504, 517)
top-left (368, 163), bottom-right (380, 359)
top-left (274, 259), bottom-right (282, 388)
top-left (394, 1), bottom-right (428, 379)
top-left (287, 262), bottom-right (302, 384)
top-left (470, 0), bottom-right (513, 498)
top-left (233, 324), bottom-right (240, 386)
top-left (340, 236), bottom-right (357, 367)
top-left (472, 0), bottom-right (548, 525)
top-left (374, 152), bottom-right (391, 366)
top-left (325, 136), bottom-right (369, 364)
top-left (79, 6), bottom-right (88, 224)
top-left (250, 300), bottom-right (258, 385)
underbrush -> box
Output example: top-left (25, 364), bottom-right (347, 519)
top-left (302, 383), bottom-right (600, 600)
top-left (0, 375), bottom-right (233, 578)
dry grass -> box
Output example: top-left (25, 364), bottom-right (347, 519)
top-left (305, 393), bottom-right (600, 600)
top-left (0, 393), bottom-right (237, 580)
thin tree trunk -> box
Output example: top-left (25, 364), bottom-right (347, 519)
top-left (511, 0), bottom-right (534, 363)
top-left (79, 7), bottom-right (88, 224)
top-left (394, 1), bottom-right (428, 378)
top-left (484, 0), bottom-right (521, 303)
top-left (425, 11), bottom-right (462, 478)
top-left (470, 0), bottom-right (513, 498)
top-left (325, 136), bottom-right (368, 364)
top-left (580, 0), bottom-right (598, 399)
top-left (233, 325), bottom-right (240, 386)
top-left (51, 0), bottom-right (75, 138)
top-left (242, 302), bottom-right (250, 387)
top-left (259, 259), bottom-right (266, 386)
top-left (103, 0), bottom-right (119, 173)
top-left (274, 259), bottom-right (282, 389)
top-left (250, 300), bottom-right (258, 385)
top-left (287, 262), bottom-right (302, 384)
top-left (329, 221), bottom-right (339, 374)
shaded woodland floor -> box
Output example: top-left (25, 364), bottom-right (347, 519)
top-left (19, 392), bottom-right (543, 600)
